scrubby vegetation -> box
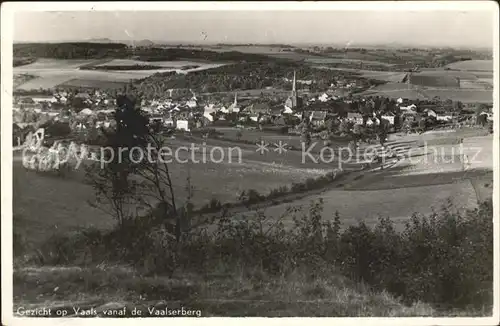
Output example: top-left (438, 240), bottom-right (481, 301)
top-left (12, 91), bottom-right (493, 316)
top-left (14, 198), bottom-right (493, 315)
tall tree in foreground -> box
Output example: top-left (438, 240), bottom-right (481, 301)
top-left (87, 92), bottom-right (181, 241)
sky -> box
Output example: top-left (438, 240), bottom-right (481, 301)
top-left (13, 10), bottom-right (495, 48)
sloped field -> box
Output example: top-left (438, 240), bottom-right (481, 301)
top-left (445, 60), bottom-right (493, 71)
top-left (254, 181), bottom-right (478, 231)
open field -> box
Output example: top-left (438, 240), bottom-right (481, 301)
top-left (445, 59), bottom-right (493, 71)
top-left (463, 136), bottom-right (494, 170)
top-left (423, 89), bottom-right (493, 103)
top-left (13, 265), bottom-right (436, 317)
top-left (254, 180), bottom-right (478, 231)
top-left (245, 133), bottom-right (492, 231)
top-left (415, 69), bottom-right (479, 80)
top-left (13, 74), bottom-right (38, 88)
top-left (95, 59), bottom-right (211, 68)
top-left (361, 83), bottom-right (493, 103)
top-left (13, 128), bottom-right (492, 249)
top-left (315, 66), bottom-right (406, 82)
top-left (57, 78), bottom-right (128, 90)
top-left (305, 57), bottom-right (395, 66)
top-left (13, 136), bottom-right (358, 248)
top-left (13, 58), bottom-right (227, 90)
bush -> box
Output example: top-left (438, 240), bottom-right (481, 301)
top-left (29, 197), bottom-right (493, 312)
top-left (239, 189), bottom-right (265, 205)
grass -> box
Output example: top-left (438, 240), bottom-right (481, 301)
top-left (13, 74), bottom-right (38, 89)
top-left (13, 138), bottom-right (336, 249)
top-left (14, 132), bottom-right (490, 250)
top-left (12, 264), bottom-right (435, 317)
top-left (12, 197), bottom-right (493, 317)
top-left (95, 59), bottom-right (212, 68)
top-left (57, 78), bottom-right (128, 90)
top-left (445, 60), bottom-right (493, 71)
top-left (305, 57), bottom-right (395, 66)
top-left (12, 58), bottom-right (227, 90)
top-left (259, 181), bottom-right (479, 231)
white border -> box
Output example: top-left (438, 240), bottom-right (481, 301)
top-left (1, 2), bottom-right (499, 325)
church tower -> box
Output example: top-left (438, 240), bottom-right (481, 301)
top-left (286, 70), bottom-right (299, 109)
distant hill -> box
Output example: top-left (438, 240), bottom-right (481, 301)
top-left (134, 39), bottom-right (155, 47)
top-left (86, 38), bottom-right (155, 47)
top-left (88, 38), bottom-right (114, 43)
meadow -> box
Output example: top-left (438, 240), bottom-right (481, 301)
top-left (13, 128), bottom-right (492, 251)
top-left (13, 58), bottom-right (227, 90)
top-left (255, 180), bottom-right (478, 231)
top-left (305, 57), bottom-right (395, 67)
top-left (445, 59), bottom-right (493, 71)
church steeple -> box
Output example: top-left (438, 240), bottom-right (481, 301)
top-left (292, 70), bottom-right (296, 94)
top-left (234, 92), bottom-right (238, 106)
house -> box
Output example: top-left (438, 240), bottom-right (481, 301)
top-left (309, 111), bottom-right (327, 127)
top-left (273, 116), bottom-right (287, 126)
top-left (366, 117), bottom-right (380, 126)
top-left (437, 114), bottom-right (453, 122)
top-left (176, 120), bottom-right (190, 131)
top-left (400, 104), bottom-right (417, 113)
top-left (426, 108), bottom-right (453, 122)
top-left (381, 112), bottom-right (396, 125)
top-left (19, 97), bottom-right (35, 105)
top-left (244, 103), bottom-right (271, 116)
top-left (46, 111), bottom-right (60, 117)
top-left (164, 119), bottom-right (175, 127)
top-left (203, 104), bottom-right (217, 122)
top-left (75, 92), bottom-right (91, 100)
top-left (318, 93), bottom-right (329, 102)
top-left (283, 106), bottom-right (294, 114)
top-left (424, 109), bottom-right (437, 118)
top-left (347, 112), bottom-right (363, 125)
top-left (149, 115), bottom-right (164, 124)
top-left (79, 108), bottom-right (94, 116)
top-left (270, 105), bottom-right (283, 117)
top-left (31, 95), bottom-right (58, 104)
top-left (186, 98), bottom-right (198, 108)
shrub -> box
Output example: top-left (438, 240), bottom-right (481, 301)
top-left (239, 189), bottom-right (265, 205)
top-left (29, 197), bottom-right (493, 312)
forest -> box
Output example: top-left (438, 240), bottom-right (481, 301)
top-left (13, 42), bottom-right (285, 64)
top-left (133, 61), bottom-right (382, 97)
top-left (13, 42), bottom-right (129, 60)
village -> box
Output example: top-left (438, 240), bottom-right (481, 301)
top-left (12, 69), bottom-right (493, 149)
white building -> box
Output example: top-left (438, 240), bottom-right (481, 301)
top-left (318, 93), bottom-right (329, 102)
top-left (176, 120), bottom-right (190, 131)
top-left (31, 96), bottom-right (58, 104)
top-left (381, 113), bottom-right (396, 125)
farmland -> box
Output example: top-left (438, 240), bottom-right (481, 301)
top-left (254, 181), bottom-right (478, 231)
top-left (13, 58), bottom-right (228, 91)
top-left (445, 59), bottom-right (493, 71)
top-left (236, 132), bottom-right (492, 231)
top-left (13, 128), bottom-right (493, 250)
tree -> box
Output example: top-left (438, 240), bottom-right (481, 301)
top-left (300, 120), bottom-right (312, 147)
top-left (453, 101), bottom-right (463, 113)
top-left (475, 104), bottom-right (489, 127)
top-left (376, 120), bottom-right (390, 146)
top-left (87, 93), bottom-right (181, 241)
